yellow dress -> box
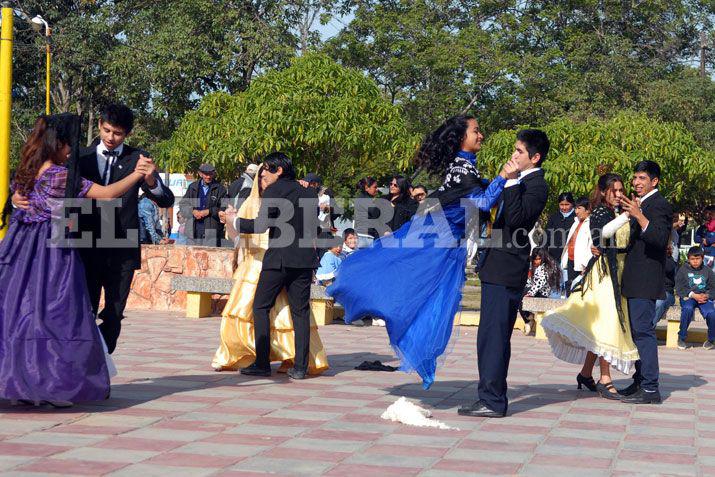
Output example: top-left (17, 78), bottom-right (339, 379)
top-left (541, 219), bottom-right (639, 374)
top-left (211, 177), bottom-right (329, 375)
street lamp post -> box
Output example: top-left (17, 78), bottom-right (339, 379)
top-left (0, 2), bottom-right (12, 240)
top-left (31, 15), bottom-right (50, 115)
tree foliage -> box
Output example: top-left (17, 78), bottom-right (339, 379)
top-left (158, 54), bottom-right (419, 196)
top-left (478, 112), bottom-right (715, 215)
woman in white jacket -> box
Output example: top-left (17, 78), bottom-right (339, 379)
top-left (561, 197), bottom-right (593, 292)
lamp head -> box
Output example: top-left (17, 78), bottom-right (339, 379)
top-left (31, 15), bottom-right (46, 32)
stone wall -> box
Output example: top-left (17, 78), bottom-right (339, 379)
top-left (125, 245), bottom-right (235, 313)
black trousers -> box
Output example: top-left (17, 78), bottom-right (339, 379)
top-left (253, 266), bottom-right (313, 372)
top-left (477, 281), bottom-right (523, 415)
top-left (84, 258), bottom-right (135, 354)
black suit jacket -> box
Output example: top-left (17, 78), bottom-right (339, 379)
top-left (77, 143), bottom-right (175, 270)
top-left (238, 177), bottom-right (320, 270)
top-left (479, 169), bottom-right (549, 289)
top-left (544, 210), bottom-right (575, 261)
top-left (621, 191), bottom-right (672, 300)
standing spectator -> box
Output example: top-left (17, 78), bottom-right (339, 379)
top-left (341, 228), bottom-right (358, 259)
top-left (670, 213), bottom-right (685, 262)
top-left (354, 176), bottom-right (380, 248)
top-left (178, 163), bottom-right (227, 247)
top-left (138, 194), bottom-right (165, 244)
top-left (227, 163), bottom-right (259, 206)
top-left (411, 185), bottom-right (428, 204)
top-left (561, 196), bottom-right (593, 291)
top-left (385, 174), bottom-right (418, 234)
top-left (695, 205), bottom-right (715, 270)
top-left (653, 244), bottom-right (678, 328)
top-left (544, 192), bottom-right (576, 263)
top-left (303, 173), bottom-right (333, 232)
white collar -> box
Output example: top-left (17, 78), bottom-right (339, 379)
top-left (639, 188), bottom-right (658, 204)
top-left (96, 141), bottom-right (124, 157)
top-left (519, 167), bottom-right (541, 180)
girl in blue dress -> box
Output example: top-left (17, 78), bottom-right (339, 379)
top-left (328, 115), bottom-right (518, 389)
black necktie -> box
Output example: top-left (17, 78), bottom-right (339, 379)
top-left (102, 150), bottom-right (118, 184)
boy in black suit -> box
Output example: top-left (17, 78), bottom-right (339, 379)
top-left (12, 104), bottom-right (175, 354)
top-left (618, 160), bottom-right (672, 403)
top-left (225, 153), bottom-right (320, 380)
top-left (459, 129), bottom-right (549, 418)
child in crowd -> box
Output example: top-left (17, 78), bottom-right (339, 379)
top-left (675, 246), bottom-right (715, 350)
top-left (316, 235), bottom-right (343, 286)
top-left (341, 228), bottom-right (357, 259)
top-left (521, 248), bottom-right (561, 334)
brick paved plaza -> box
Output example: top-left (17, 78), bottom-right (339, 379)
top-left (0, 311), bottom-right (713, 476)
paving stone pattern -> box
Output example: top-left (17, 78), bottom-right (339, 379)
top-left (0, 311), bottom-right (713, 476)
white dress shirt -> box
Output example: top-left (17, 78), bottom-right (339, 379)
top-left (505, 167), bottom-right (541, 188)
top-left (96, 141), bottom-right (163, 193)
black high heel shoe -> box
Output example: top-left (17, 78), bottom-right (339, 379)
top-left (596, 381), bottom-right (622, 400)
top-left (576, 373), bottom-right (597, 392)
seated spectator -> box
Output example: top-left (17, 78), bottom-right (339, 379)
top-left (411, 185), bottom-right (428, 204)
top-left (521, 248), bottom-right (561, 334)
top-left (653, 244), bottom-right (678, 328)
top-left (315, 235), bottom-right (343, 286)
top-left (675, 246), bottom-right (715, 350)
top-left (341, 228), bottom-right (357, 259)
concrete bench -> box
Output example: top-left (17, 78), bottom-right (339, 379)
top-left (520, 296), bottom-right (709, 347)
top-left (170, 276), bottom-right (337, 325)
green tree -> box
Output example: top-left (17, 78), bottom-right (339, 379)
top-left (478, 112), bottom-right (715, 215)
top-left (158, 54), bottom-right (419, 197)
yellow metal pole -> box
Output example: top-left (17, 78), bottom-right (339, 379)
top-left (0, 3), bottom-right (13, 240)
top-left (45, 36), bottom-right (50, 115)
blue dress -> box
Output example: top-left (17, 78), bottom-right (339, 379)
top-left (328, 153), bottom-right (505, 389)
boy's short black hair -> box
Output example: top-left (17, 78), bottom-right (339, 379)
top-left (687, 246), bottom-right (704, 258)
top-left (575, 196), bottom-right (590, 210)
top-left (343, 228), bottom-right (356, 239)
top-left (100, 103), bottom-right (134, 133)
top-left (634, 160), bottom-right (661, 180)
top-left (516, 129), bottom-right (550, 166)
top-left (262, 152), bottom-right (296, 180)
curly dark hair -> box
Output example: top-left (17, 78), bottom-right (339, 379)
top-left (416, 115), bottom-right (474, 177)
top-left (530, 247), bottom-right (562, 291)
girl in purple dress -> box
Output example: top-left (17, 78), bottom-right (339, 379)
top-left (0, 114), bottom-right (153, 407)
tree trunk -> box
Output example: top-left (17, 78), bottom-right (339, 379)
top-left (86, 107), bottom-right (94, 146)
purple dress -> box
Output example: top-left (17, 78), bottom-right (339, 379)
top-left (0, 165), bottom-right (110, 402)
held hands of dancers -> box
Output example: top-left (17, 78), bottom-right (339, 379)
top-left (133, 155), bottom-right (156, 182)
top-left (499, 158), bottom-right (519, 180)
top-left (620, 194), bottom-right (649, 229)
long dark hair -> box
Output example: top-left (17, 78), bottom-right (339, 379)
top-left (530, 247), bottom-right (561, 290)
top-left (590, 173), bottom-right (623, 210)
top-left (356, 176), bottom-right (377, 193)
top-left (416, 115), bottom-right (474, 177)
top-left (388, 174), bottom-right (411, 202)
top-left (3, 114), bottom-right (82, 228)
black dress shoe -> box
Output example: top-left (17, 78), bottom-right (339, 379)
top-left (240, 363), bottom-right (272, 377)
top-left (620, 388), bottom-right (661, 404)
top-left (618, 381), bottom-right (640, 396)
top-left (457, 400), bottom-right (505, 418)
top-left (287, 368), bottom-right (307, 380)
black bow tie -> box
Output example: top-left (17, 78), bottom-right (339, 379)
top-left (103, 150), bottom-right (118, 158)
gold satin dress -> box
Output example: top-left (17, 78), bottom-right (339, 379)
top-left (541, 221), bottom-right (639, 374)
top-left (211, 177), bottom-right (329, 375)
